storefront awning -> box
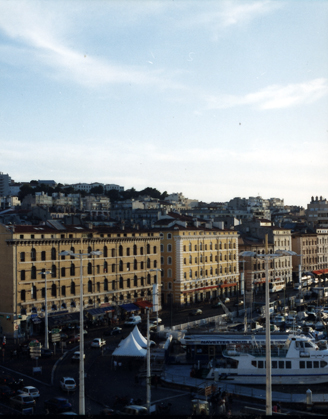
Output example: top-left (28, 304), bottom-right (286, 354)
top-left (120, 303), bottom-right (139, 312)
top-left (220, 282), bottom-right (238, 288)
top-left (135, 300), bottom-right (153, 309)
top-left (86, 308), bottom-right (104, 316)
top-left (313, 269), bottom-right (328, 275)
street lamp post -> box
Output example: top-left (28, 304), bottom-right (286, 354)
top-left (59, 249), bottom-right (102, 416)
top-left (149, 269), bottom-right (162, 329)
top-left (239, 245), bottom-right (299, 416)
top-left (38, 270), bottom-right (51, 350)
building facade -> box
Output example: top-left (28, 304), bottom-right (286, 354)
top-left (0, 223), bottom-right (161, 338)
top-left (158, 224), bottom-right (239, 307)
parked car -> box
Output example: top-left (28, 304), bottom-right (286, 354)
top-left (71, 351), bottom-right (85, 363)
top-left (60, 377), bottom-right (76, 392)
top-left (0, 385), bottom-right (15, 401)
top-left (105, 327), bottom-right (122, 336)
top-left (91, 338), bottom-right (106, 348)
top-left (125, 315), bottom-right (142, 326)
top-left (189, 309), bottom-right (202, 316)
top-left (18, 386), bottom-right (40, 399)
top-left (41, 348), bottom-right (53, 358)
top-left (44, 397), bottom-right (72, 414)
top-left (121, 405), bottom-right (148, 415)
top-left (0, 375), bottom-right (17, 387)
top-left (211, 302), bottom-right (222, 308)
top-left (10, 393), bottom-right (36, 410)
top-left (67, 335), bottom-right (80, 344)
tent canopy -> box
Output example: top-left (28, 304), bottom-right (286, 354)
top-left (112, 333), bottom-right (147, 358)
top-left (131, 325), bottom-right (148, 349)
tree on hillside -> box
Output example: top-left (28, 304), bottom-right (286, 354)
top-left (18, 184), bottom-right (34, 201)
top-left (90, 185), bottom-right (104, 195)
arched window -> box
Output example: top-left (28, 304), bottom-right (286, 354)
top-left (153, 260), bottom-right (157, 268)
top-left (189, 243), bottom-right (192, 251)
top-left (119, 245), bottom-right (123, 256)
top-left (31, 266), bottom-right (36, 280)
top-left (119, 277), bottom-right (124, 289)
top-left (168, 257), bottom-right (172, 265)
top-left (167, 244), bottom-right (172, 252)
top-left (134, 259), bottom-right (138, 270)
top-left (103, 261), bottom-right (108, 273)
top-left (189, 255), bottom-right (192, 263)
top-left (21, 290), bottom-right (26, 301)
top-left (20, 252), bottom-right (25, 262)
top-left (200, 242), bottom-right (202, 250)
top-left (112, 280), bottom-right (116, 290)
top-left (88, 280), bottom-right (92, 292)
top-left (97, 282), bottom-right (100, 292)
top-left (134, 276), bottom-right (138, 287)
top-left (147, 258), bottom-right (150, 269)
top-left (126, 247), bottom-right (130, 256)
top-left (88, 263), bottom-right (92, 275)
top-left (147, 274), bottom-right (151, 284)
top-left (112, 263), bottom-right (115, 273)
top-left (119, 260), bottom-right (123, 272)
top-left (70, 247), bottom-right (75, 259)
top-left (20, 270), bottom-right (25, 281)
top-left (111, 248), bottom-right (115, 257)
top-left (41, 251), bottom-right (46, 261)
top-left (51, 248), bottom-right (56, 260)
top-left (32, 285), bottom-right (37, 299)
top-left (51, 284), bottom-right (57, 297)
top-left (127, 278), bottom-right (131, 288)
top-left (104, 296), bottom-right (109, 303)
top-left (88, 246), bottom-right (92, 257)
top-left (104, 278), bottom-right (108, 291)
top-left (141, 277), bottom-right (144, 286)
top-left (61, 285), bottom-right (66, 296)
top-left (140, 247), bottom-right (144, 255)
top-left (147, 244), bottom-right (150, 254)
top-left (31, 248), bottom-right (36, 261)
top-left (70, 263), bottom-right (75, 276)
top-left (168, 269), bottom-right (172, 278)
top-left (153, 246), bottom-right (157, 254)
top-left (103, 246), bottom-right (108, 257)
top-left (71, 282), bottom-right (75, 295)
top-left (133, 245), bottom-right (137, 255)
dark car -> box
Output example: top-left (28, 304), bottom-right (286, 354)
top-left (104, 327), bottom-right (122, 336)
top-left (41, 348), bottom-right (53, 358)
top-left (211, 302), bottom-right (222, 308)
top-left (44, 397), bottom-right (72, 413)
top-left (0, 385), bottom-right (15, 401)
top-left (10, 394), bottom-right (36, 410)
top-left (67, 335), bottom-right (80, 344)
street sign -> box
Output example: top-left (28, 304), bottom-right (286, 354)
top-left (51, 328), bottom-right (60, 334)
top-left (51, 333), bottom-right (60, 342)
top-left (29, 341), bottom-right (41, 359)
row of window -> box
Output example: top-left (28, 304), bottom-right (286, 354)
top-left (251, 359), bottom-right (327, 369)
top-left (20, 244), bottom-right (157, 262)
top-left (20, 258), bottom-right (158, 281)
top-left (20, 275), bottom-right (156, 301)
top-left (182, 242), bottom-right (236, 252)
top-left (183, 253), bottom-right (236, 264)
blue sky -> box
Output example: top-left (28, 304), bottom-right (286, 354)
top-left (1, 1), bottom-right (327, 207)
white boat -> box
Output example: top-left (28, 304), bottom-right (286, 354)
top-left (206, 334), bottom-right (328, 385)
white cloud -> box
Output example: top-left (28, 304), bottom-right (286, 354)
top-left (0, 1), bottom-right (184, 89)
top-left (205, 78), bottom-right (328, 110)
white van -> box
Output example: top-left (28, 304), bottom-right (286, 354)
top-left (125, 315), bottom-right (142, 326)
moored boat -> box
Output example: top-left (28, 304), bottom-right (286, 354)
top-left (206, 334), bottom-right (328, 385)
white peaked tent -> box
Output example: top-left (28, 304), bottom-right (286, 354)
top-left (131, 325), bottom-right (148, 348)
top-left (112, 332), bottom-right (147, 357)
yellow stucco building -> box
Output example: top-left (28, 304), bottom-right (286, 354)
top-left (155, 221), bottom-right (239, 306)
top-left (0, 223), bottom-right (161, 338)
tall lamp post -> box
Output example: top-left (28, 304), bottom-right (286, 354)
top-left (59, 249), bottom-right (102, 416)
top-left (239, 244), bottom-right (299, 416)
top-left (39, 270), bottom-right (51, 349)
top-left (149, 269), bottom-right (162, 329)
